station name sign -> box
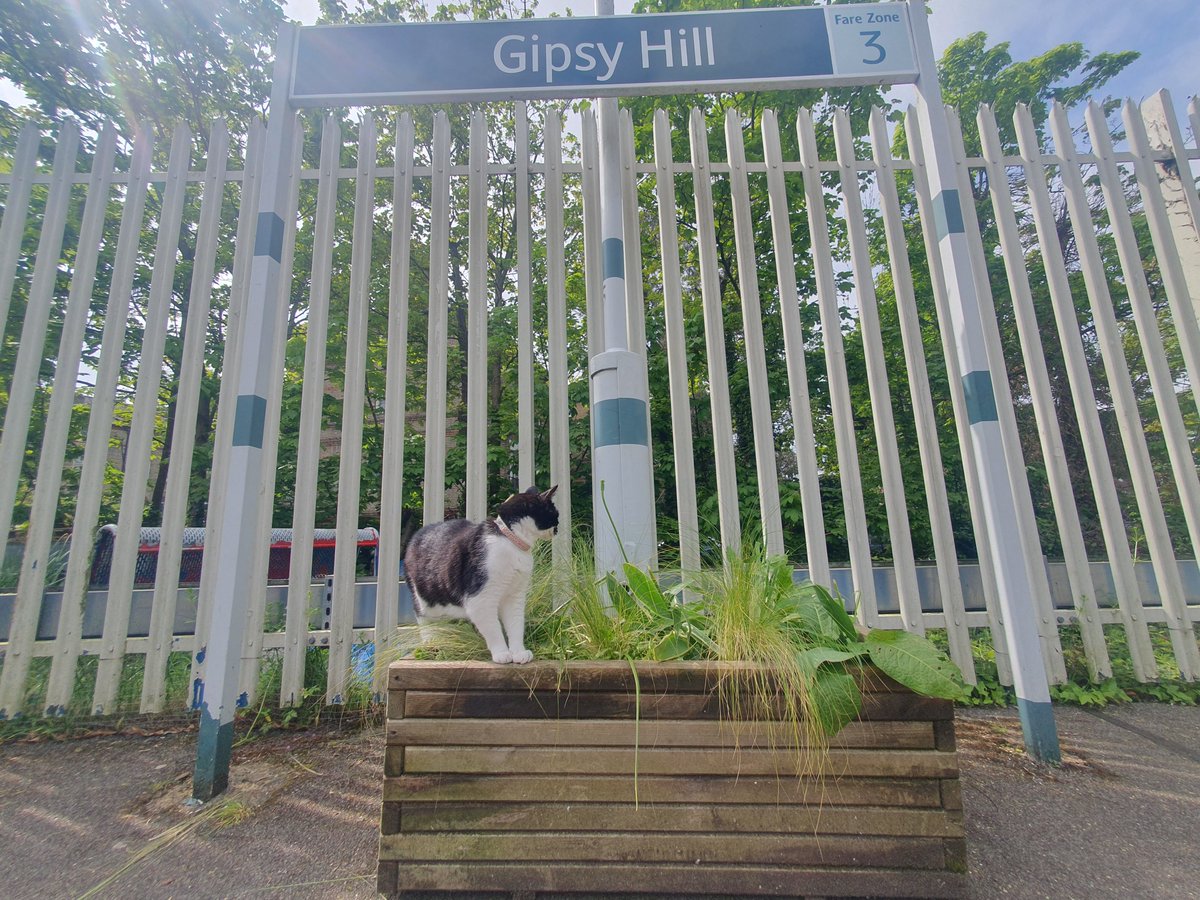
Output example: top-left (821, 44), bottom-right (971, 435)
top-left (290, 4), bottom-right (919, 106)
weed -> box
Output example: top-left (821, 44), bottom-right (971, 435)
top-left (209, 799), bottom-right (253, 829)
top-left (938, 623), bottom-right (1200, 709)
top-left (382, 539), bottom-right (967, 754)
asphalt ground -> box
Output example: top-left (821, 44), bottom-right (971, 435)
top-left (1, 704), bottom-right (1197, 899)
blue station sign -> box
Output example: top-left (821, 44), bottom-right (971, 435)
top-left (290, 3), bottom-right (918, 106)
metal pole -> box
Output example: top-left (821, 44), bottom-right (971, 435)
top-left (193, 22), bottom-right (299, 800)
top-left (908, 0), bottom-right (1059, 762)
top-left (590, 0), bottom-right (656, 575)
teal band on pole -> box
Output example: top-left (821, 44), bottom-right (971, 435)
top-left (231, 394), bottom-right (268, 448)
top-left (962, 371), bottom-right (999, 424)
top-left (933, 188), bottom-right (965, 239)
top-left (593, 397), bottom-right (649, 448)
top-left (908, 0), bottom-right (1059, 762)
top-left (1017, 697), bottom-right (1062, 764)
top-left (193, 22), bottom-right (298, 803)
top-left (602, 237), bottom-right (624, 279)
top-left (254, 211), bottom-right (285, 262)
top-left (193, 709), bottom-right (235, 799)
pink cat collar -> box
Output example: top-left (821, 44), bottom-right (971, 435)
top-left (496, 518), bottom-right (531, 553)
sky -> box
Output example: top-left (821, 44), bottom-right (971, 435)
top-left (283, 0), bottom-right (1198, 117)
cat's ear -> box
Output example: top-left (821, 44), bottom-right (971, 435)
top-left (541, 485), bottom-right (558, 501)
top-left (523, 486), bottom-right (538, 495)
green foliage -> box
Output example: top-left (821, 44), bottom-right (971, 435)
top-left (1050, 678), bottom-right (1130, 707)
top-left (388, 541), bottom-right (966, 742)
top-left (864, 630), bottom-right (966, 701)
top-left (941, 625), bottom-right (1200, 709)
top-left (0, 0), bottom-right (286, 142)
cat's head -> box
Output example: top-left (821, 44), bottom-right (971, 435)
top-left (498, 485), bottom-right (560, 540)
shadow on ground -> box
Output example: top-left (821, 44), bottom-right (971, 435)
top-left (1, 704), bottom-right (1197, 898)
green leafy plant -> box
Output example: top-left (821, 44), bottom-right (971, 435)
top-left (385, 541), bottom-right (967, 746)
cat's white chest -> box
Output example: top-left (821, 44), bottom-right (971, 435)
top-left (489, 535), bottom-right (534, 580)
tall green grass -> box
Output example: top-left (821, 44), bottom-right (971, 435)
top-left (381, 540), bottom-right (966, 754)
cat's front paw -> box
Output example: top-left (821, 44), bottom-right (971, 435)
top-left (491, 649), bottom-right (513, 664)
top-left (511, 649), bottom-right (533, 664)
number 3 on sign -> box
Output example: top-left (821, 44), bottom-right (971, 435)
top-left (860, 30), bottom-right (886, 65)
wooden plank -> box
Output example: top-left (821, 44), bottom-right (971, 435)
top-left (380, 801), bottom-right (401, 836)
top-left (398, 688), bottom-right (948, 722)
top-left (381, 831), bottom-right (948, 869)
top-left (384, 773), bottom-right (943, 807)
top-left (932, 720), bottom-right (956, 753)
top-left (392, 829), bottom-right (944, 871)
top-left (397, 802), bottom-right (963, 838)
top-left (400, 746), bottom-right (959, 779)
top-left (385, 863), bottom-right (966, 897)
top-left (387, 718), bottom-right (935, 750)
top-left (944, 837), bottom-right (968, 875)
top-left (376, 859), bottom-right (398, 897)
top-left (941, 778), bottom-right (962, 812)
top-left (387, 659), bottom-right (912, 694)
top-left (388, 690), bottom-right (406, 720)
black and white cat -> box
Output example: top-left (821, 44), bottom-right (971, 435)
top-left (403, 486), bottom-right (559, 664)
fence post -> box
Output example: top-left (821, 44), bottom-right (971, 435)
top-left (192, 22), bottom-right (298, 801)
top-left (1141, 91), bottom-right (1200, 328)
top-left (907, 0), bottom-right (1059, 761)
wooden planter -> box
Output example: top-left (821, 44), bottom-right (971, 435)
top-left (378, 660), bottom-right (965, 898)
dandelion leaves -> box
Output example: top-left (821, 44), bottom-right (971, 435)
top-left (794, 645), bottom-right (869, 678)
top-left (786, 583), bottom-right (858, 644)
top-left (865, 630), bottom-right (966, 700)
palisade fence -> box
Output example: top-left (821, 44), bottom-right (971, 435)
top-left (0, 91), bottom-right (1198, 720)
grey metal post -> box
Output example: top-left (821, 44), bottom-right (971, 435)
top-left (908, 0), bottom-right (1059, 761)
top-left (590, 0), bottom-right (657, 575)
top-left (193, 22), bottom-right (299, 801)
